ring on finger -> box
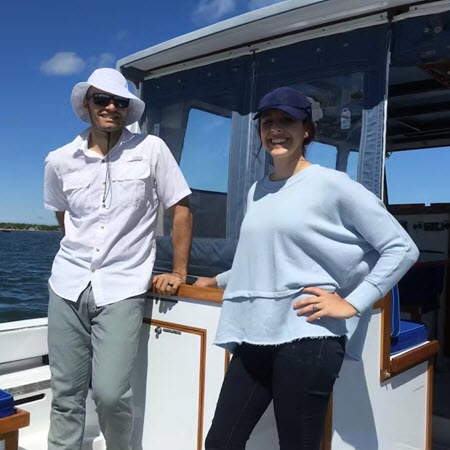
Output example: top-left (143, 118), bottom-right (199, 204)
top-left (167, 282), bottom-right (174, 287)
top-left (312, 303), bottom-right (318, 311)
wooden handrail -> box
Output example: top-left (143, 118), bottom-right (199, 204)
top-left (0, 408), bottom-right (30, 450)
top-left (390, 341), bottom-right (439, 378)
top-left (0, 409), bottom-right (30, 435)
top-left (150, 284), bottom-right (224, 304)
top-left (178, 284), bottom-right (224, 303)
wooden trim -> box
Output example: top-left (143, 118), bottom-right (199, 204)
top-left (178, 285), bottom-right (224, 304)
top-left (150, 284), bottom-right (224, 304)
top-left (320, 395), bottom-right (333, 450)
top-left (426, 361), bottom-right (434, 450)
top-left (1, 430), bottom-right (18, 450)
top-left (143, 319), bottom-right (207, 450)
top-left (378, 292), bottom-right (440, 382)
top-left (0, 408), bottom-right (30, 434)
top-left (373, 298), bottom-right (385, 310)
top-left (145, 318), bottom-right (207, 337)
top-left (389, 341), bottom-right (439, 378)
top-left (224, 351), bottom-right (231, 375)
top-left (378, 293), bottom-right (438, 448)
top-left (378, 294), bottom-right (392, 382)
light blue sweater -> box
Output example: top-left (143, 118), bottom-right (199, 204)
top-left (215, 165), bottom-right (419, 359)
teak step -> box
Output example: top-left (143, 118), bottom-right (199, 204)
top-left (0, 409), bottom-right (30, 450)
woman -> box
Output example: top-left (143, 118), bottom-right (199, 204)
top-left (195, 87), bottom-right (418, 450)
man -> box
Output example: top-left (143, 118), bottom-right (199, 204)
top-left (44, 68), bottom-right (192, 450)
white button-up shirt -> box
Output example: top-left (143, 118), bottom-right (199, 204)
top-left (44, 128), bottom-right (191, 306)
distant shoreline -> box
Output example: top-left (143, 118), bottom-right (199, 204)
top-left (0, 223), bottom-right (60, 232)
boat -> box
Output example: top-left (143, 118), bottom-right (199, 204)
top-left (1, 0), bottom-right (450, 448)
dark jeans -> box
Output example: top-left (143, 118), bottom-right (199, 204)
top-left (205, 337), bottom-right (345, 450)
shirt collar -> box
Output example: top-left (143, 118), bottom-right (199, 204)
top-left (73, 127), bottom-right (135, 157)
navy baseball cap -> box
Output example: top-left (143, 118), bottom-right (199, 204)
top-left (254, 87), bottom-right (312, 121)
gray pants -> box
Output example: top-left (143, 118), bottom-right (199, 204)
top-left (47, 284), bottom-right (145, 450)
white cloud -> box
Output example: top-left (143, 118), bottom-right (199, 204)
top-left (86, 53), bottom-right (116, 71)
top-left (192, 0), bottom-right (236, 25)
top-left (41, 52), bottom-right (116, 76)
top-left (40, 52), bottom-right (85, 76)
top-left (248, 0), bottom-right (285, 10)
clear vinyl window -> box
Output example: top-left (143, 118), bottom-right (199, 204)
top-left (143, 56), bottom-right (250, 239)
top-left (179, 108), bottom-right (230, 193)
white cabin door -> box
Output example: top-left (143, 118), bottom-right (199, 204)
top-left (132, 319), bottom-right (205, 450)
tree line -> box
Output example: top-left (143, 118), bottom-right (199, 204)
top-left (0, 222), bottom-right (60, 231)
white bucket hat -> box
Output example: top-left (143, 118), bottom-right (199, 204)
top-left (71, 68), bottom-right (145, 126)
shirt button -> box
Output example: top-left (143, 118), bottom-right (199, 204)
top-left (100, 226), bottom-right (105, 230)
top-left (91, 269), bottom-right (96, 273)
top-left (96, 248), bottom-right (100, 252)
top-left (102, 182), bottom-right (106, 185)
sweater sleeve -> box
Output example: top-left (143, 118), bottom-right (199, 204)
top-left (216, 270), bottom-right (231, 289)
top-left (339, 179), bottom-right (419, 314)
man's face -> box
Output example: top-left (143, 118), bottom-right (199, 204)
top-left (83, 87), bottom-right (128, 132)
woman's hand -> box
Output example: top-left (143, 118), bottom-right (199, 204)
top-left (293, 287), bottom-right (358, 322)
top-left (194, 277), bottom-right (219, 289)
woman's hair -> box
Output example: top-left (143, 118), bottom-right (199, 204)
top-left (302, 117), bottom-right (316, 150)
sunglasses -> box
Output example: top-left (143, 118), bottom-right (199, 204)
top-left (88, 93), bottom-right (130, 109)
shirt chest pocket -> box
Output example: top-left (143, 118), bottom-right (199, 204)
top-left (62, 173), bottom-right (95, 216)
top-left (111, 160), bottom-right (152, 208)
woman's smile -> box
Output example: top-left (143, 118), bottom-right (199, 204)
top-left (270, 137), bottom-right (289, 146)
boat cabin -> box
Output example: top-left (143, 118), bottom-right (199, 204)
top-left (1, 0), bottom-right (450, 449)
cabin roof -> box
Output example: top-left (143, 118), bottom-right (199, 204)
top-left (118, 0), bottom-right (450, 152)
top-left (117, 0), bottom-right (425, 79)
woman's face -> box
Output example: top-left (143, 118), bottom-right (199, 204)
top-left (259, 109), bottom-right (306, 160)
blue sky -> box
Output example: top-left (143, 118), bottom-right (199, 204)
top-left (1, 0), bottom-right (286, 225)
top-left (1, 0), bottom-right (449, 225)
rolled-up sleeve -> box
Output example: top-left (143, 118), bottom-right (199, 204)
top-left (44, 157), bottom-right (68, 212)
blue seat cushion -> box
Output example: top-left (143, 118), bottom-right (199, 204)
top-left (391, 320), bottom-right (428, 355)
top-left (391, 285), bottom-right (401, 338)
top-left (0, 389), bottom-right (14, 418)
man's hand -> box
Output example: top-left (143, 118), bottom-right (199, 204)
top-left (293, 287), bottom-right (358, 322)
top-left (152, 272), bottom-right (186, 296)
top-left (193, 277), bottom-right (218, 289)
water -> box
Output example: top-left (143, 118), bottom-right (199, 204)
top-left (0, 231), bottom-right (62, 323)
